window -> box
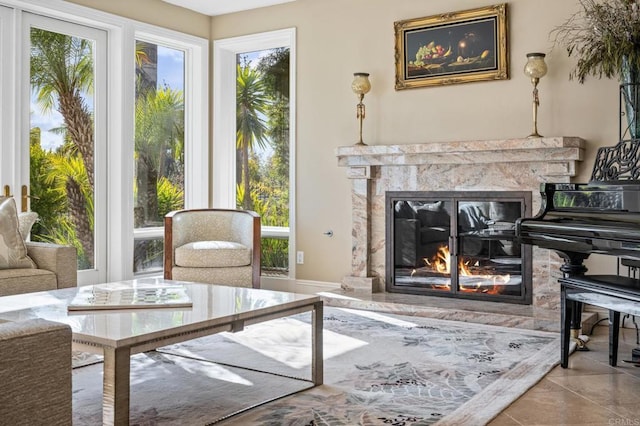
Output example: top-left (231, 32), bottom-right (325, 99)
top-left (236, 48), bottom-right (290, 276)
top-left (214, 28), bottom-right (296, 282)
top-left (133, 40), bottom-right (186, 274)
top-left (0, 1), bottom-right (208, 283)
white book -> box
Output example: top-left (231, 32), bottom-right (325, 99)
top-left (68, 282), bottom-right (193, 311)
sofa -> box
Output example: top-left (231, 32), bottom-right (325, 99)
top-left (0, 242), bottom-right (78, 297)
top-left (0, 197), bottom-right (77, 297)
top-left (0, 318), bottom-right (72, 425)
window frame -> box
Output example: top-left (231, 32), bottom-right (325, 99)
top-left (213, 28), bottom-right (297, 281)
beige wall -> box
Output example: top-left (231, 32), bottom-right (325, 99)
top-left (65, 0), bottom-right (620, 283)
top-left (65, 0), bottom-right (210, 38)
top-left (211, 0), bottom-right (620, 283)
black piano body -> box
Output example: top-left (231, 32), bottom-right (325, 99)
top-left (516, 182), bottom-right (640, 367)
top-left (516, 138), bottom-right (640, 368)
top-left (516, 181), bottom-right (640, 268)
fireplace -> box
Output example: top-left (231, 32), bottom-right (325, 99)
top-left (386, 191), bottom-right (532, 304)
top-left (336, 137), bottom-right (586, 330)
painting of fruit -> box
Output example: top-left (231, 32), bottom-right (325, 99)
top-left (394, 4), bottom-right (508, 89)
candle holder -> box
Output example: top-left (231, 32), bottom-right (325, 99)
top-left (523, 53), bottom-right (548, 138)
top-left (351, 72), bottom-right (371, 145)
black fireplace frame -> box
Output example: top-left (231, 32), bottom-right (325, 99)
top-left (385, 190), bottom-right (533, 304)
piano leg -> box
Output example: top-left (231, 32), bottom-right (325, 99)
top-left (609, 310), bottom-right (620, 366)
top-left (559, 253), bottom-right (590, 353)
top-left (570, 301), bottom-right (589, 351)
top-left (561, 284), bottom-right (571, 368)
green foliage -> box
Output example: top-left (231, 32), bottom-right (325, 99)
top-left (235, 49), bottom-right (291, 272)
top-left (30, 28), bottom-right (94, 113)
top-left (30, 137), bottom-right (94, 268)
top-left (262, 238), bottom-right (289, 273)
top-left (552, 0), bottom-right (640, 82)
top-left (157, 177), bottom-right (184, 217)
top-left (134, 86), bottom-right (185, 224)
top-left (30, 129), bottom-right (65, 235)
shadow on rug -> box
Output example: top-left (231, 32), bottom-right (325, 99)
top-left (72, 307), bottom-right (560, 425)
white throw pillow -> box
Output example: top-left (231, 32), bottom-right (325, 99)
top-left (0, 197), bottom-right (36, 269)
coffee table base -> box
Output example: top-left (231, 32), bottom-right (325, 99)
top-left (75, 300), bottom-right (323, 425)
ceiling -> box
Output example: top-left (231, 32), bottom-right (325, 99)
top-left (161, 0), bottom-right (296, 16)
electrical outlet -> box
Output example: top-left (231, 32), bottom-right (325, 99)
top-left (296, 251), bottom-right (304, 264)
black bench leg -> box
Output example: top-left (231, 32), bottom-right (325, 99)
top-left (561, 285), bottom-right (572, 368)
top-left (609, 310), bottom-right (620, 367)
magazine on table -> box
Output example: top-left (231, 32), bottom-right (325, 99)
top-left (68, 281), bottom-right (193, 311)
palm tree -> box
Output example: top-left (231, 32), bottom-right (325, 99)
top-left (30, 28), bottom-right (95, 267)
top-left (30, 28), bottom-right (94, 188)
top-left (43, 153), bottom-right (94, 266)
top-left (134, 87), bottom-right (184, 224)
top-left (236, 63), bottom-right (269, 209)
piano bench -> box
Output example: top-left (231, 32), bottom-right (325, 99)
top-left (560, 275), bottom-right (640, 368)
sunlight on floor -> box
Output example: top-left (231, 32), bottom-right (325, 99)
top-left (132, 353), bottom-right (254, 386)
top-left (219, 315), bottom-right (368, 369)
top-left (205, 308), bottom-right (417, 369)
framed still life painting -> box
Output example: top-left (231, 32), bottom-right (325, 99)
top-left (394, 3), bottom-right (508, 90)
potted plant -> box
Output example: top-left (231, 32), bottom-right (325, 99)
top-left (552, 0), bottom-right (640, 138)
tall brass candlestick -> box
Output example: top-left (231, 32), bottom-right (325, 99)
top-left (351, 73), bottom-right (371, 145)
top-left (523, 53), bottom-right (548, 138)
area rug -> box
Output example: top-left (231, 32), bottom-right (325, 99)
top-left (72, 307), bottom-right (560, 425)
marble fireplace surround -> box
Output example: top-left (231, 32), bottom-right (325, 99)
top-left (335, 137), bottom-right (585, 331)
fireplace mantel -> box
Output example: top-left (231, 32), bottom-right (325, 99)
top-left (335, 136), bottom-right (585, 330)
top-left (337, 136), bottom-right (584, 172)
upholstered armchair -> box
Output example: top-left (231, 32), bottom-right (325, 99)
top-left (164, 209), bottom-right (261, 288)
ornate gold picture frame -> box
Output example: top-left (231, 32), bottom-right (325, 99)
top-left (394, 4), bottom-right (508, 90)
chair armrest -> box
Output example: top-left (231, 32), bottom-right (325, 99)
top-left (26, 242), bottom-right (77, 289)
top-left (0, 319), bottom-right (72, 425)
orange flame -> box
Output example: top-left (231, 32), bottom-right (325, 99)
top-left (423, 245), bottom-right (510, 294)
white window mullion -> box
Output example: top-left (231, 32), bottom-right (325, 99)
top-left (0, 6), bottom-right (16, 193)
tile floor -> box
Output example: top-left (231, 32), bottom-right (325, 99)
top-left (489, 326), bottom-right (640, 425)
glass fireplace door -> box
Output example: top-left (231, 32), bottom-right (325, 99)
top-left (391, 198), bottom-right (453, 292)
top-left (386, 191), bottom-right (531, 304)
top-left (457, 200), bottom-right (525, 297)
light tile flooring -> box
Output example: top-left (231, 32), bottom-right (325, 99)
top-left (490, 326), bottom-right (640, 425)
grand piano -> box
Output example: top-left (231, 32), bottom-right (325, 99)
top-left (515, 138), bottom-right (640, 368)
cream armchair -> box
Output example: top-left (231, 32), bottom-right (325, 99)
top-left (164, 209), bottom-right (261, 288)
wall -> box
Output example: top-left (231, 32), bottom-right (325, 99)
top-left (65, 0), bottom-right (210, 38)
top-left (64, 0), bottom-right (619, 285)
top-left (211, 0), bottom-right (620, 284)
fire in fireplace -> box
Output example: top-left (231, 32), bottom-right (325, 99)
top-left (385, 191), bottom-right (532, 304)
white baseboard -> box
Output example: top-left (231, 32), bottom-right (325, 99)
top-left (259, 277), bottom-right (341, 294)
top-left (293, 279), bottom-right (341, 294)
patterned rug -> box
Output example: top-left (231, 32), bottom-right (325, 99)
top-left (72, 307), bottom-right (560, 425)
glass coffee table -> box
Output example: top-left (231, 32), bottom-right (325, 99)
top-left (0, 278), bottom-right (323, 425)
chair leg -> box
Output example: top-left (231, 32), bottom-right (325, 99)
top-left (609, 310), bottom-right (620, 367)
